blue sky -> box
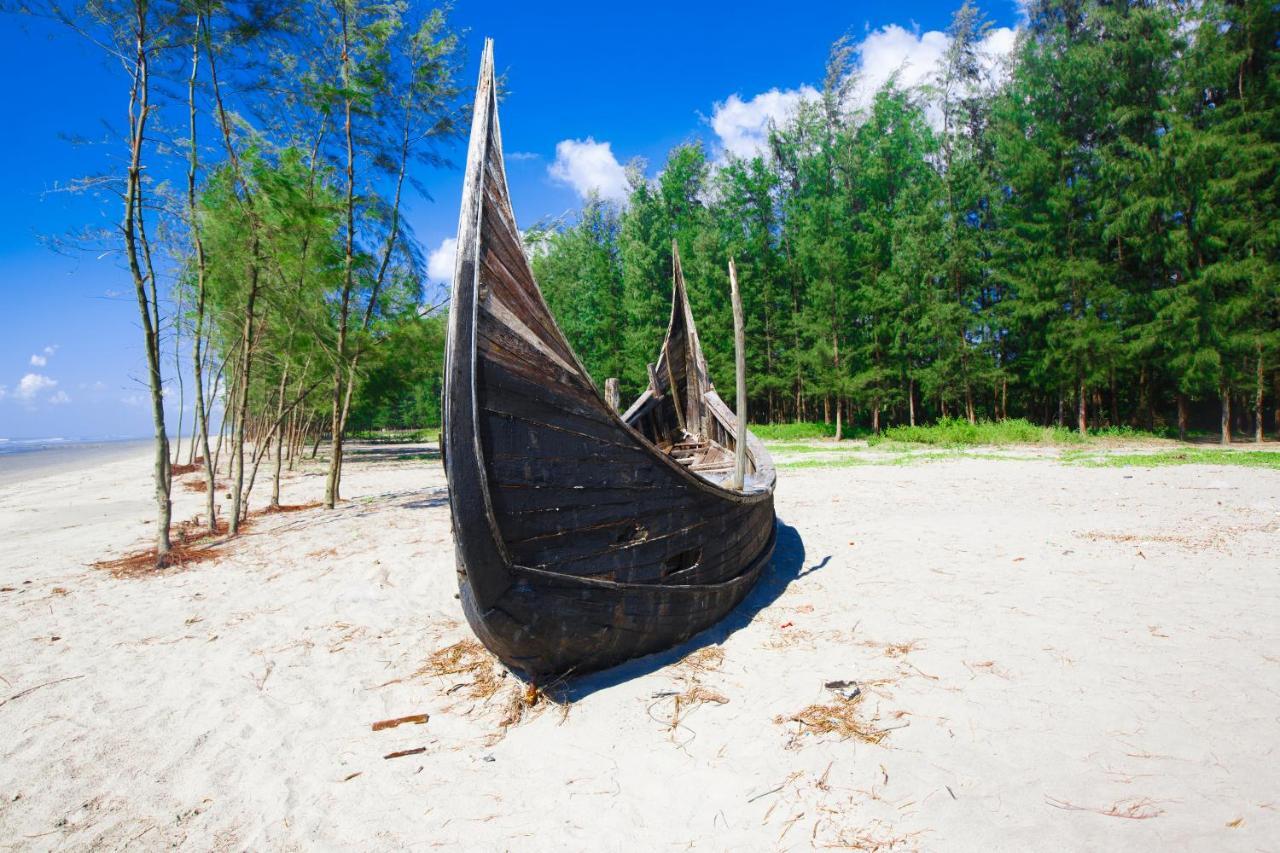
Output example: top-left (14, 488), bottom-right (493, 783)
top-left (0, 0), bottom-right (1021, 439)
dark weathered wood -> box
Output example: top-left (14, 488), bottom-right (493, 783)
top-left (728, 259), bottom-right (748, 491)
top-left (443, 40), bottom-right (777, 679)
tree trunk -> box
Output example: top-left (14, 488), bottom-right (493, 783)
top-left (1220, 386), bottom-right (1231, 445)
top-left (908, 378), bottom-right (916, 427)
top-left (230, 242), bottom-right (259, 532)
top-left (872, 403), bottom-right (880, 434)
top-left (1077, 377), bottom-right (1087, 437)
top-left (122, 1), bottom-right (170, 563)
top-left (1177, 393), bottom-right (1189, 442)
top-left (270, 367), bottom-right (289, 508)
top-left (326, 7), bottom-right (357, 510)
top-left (1254, 348), bottom-right (1264, 443)
top-left (186, 15), bottom-right (217, 534)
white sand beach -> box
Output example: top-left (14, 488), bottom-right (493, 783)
top-left (1, 442), bottom-right (1277, 850)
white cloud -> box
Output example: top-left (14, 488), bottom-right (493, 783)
top-left (43, 345), bottom-right (58, 355)
top-left (548, 138), bottom-right (629, 203)
top-left (426, 237), bottom-right (457, 285)
top-left (980, 27), bottom-right (1018, 77)
top-left (29, 354), bottom-right (47, 366)
top-left (852, 24), bottom-right (1018, 118)
top-left (0, 385), bottom-right (7, 400)
top-left (16, 373), bottom-right (56, 400)
top-left (707, 24), bottom-right (1018, 154)
top-left (49, 390), bottom-right (70, 405)
top-left (711, 87), bottom-right (820, 159)
top-left (507, 151), bottom-right (539, 162)
top-left (120, 392), bottom-right (146, 407)
top-left (852, 24), bottom-right (952, 107)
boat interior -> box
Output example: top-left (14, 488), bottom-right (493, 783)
top-left (618, 251), bottom-right (768, 492)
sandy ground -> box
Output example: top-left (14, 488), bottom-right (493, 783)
top-left (1, 441), bottom-right (1278, 851)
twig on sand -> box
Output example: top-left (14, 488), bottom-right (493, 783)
top-left (384, 747), bottom-right (427, 760)
top-left (372, 713), bottom-right (429, 731)
top-left (748, 783), bottom-right (786, 803)
top-left (1044, 795), bottom-right (1164, 819)
top-left (0, 675), bottom-right (84, 708)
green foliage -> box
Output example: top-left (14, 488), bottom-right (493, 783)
top-left (870, 417), bottom-right (1083, 447)
top-left (530, 0), bottom-right (1278, 442)
top-left (751, 422), bottom-right (840, 440)
top-left (531, 195), bottom-right (625, 388)
top-left (1071, 449), bottom-right (1280, 469)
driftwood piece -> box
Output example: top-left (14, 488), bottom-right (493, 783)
top-left (371, 713), bottom-right (429, 732)
top-left (383, 747), bottom-right (427, 760)
top-left (604, 377), bottom-right (620, 412)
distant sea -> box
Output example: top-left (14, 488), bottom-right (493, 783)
top-left (0, 436), bottom-right (155, 487)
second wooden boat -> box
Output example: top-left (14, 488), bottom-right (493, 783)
top-left (443, 41), bottom-right (777, 680)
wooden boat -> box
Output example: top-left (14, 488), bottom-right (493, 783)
top-left (443, 40), bottom-right (777, 680)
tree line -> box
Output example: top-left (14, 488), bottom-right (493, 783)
top-left (531, 0), bottom-right (1278, 445)
top-left (14, 0), bottom-right (462, 563)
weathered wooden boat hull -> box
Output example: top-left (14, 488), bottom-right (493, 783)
top-left (459, 522), bottom-right (776, 677)
top-left (443, 41), bottom-right (776, 680)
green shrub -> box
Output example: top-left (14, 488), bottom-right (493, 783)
top-left (752, 421), bottom-right (837, 440)
top-left (869, 417), bottom-right (1083, 447)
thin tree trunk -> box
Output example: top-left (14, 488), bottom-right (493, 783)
top-left (270, 366), bottom-right (289, 508)
top-left (1220, 386), bottom-right (1231, 445)
top-left (1176, 393), bottom-right (1189, 441)
top-left (1077, 377), bottom-right (1087, 438)
top-left (122, 1), bottom-right (171, 562)
top-left (908, 378), bottom-right (916, 427)
top-left (326, 5), bottom-right (357, 510)
top-left (1254, 346), bottom-right (1263, 443)
top-left (186, 13), bottom-right (217, 533)
top-left (832, 332), bottom-right (841, 441)
top-left (230, 242), bottom-right (260, 531)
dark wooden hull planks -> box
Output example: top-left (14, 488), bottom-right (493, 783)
top-left (443, 40), bottom-right (777, 680)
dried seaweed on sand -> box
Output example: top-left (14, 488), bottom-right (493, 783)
top-left (776, 692), bottom-right (895, 746)
top-left (419, 640), bottom-right (504, 701)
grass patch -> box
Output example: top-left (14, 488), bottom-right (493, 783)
top-left (777, 449), bottom-right (1045, 469)
top-left (1071, 448), bottom-right (1280, 469)
top-left (348, 427), bottom-right (439, 443)
top-left (778, 455), bottom-right (873, 470)
top-left (751, 421), bottom-right (874, 441)
top-left (766, 442), bottom-right (867, 454)
top-left (869, 417), bottom-right (1082, 447)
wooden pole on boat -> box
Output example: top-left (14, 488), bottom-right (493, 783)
top-left (728, 258), bottom-right (748, 491)
top-left (665, 357), bottom-right (687, 434)
top-left (605, 377), bottom-right (620, 412)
